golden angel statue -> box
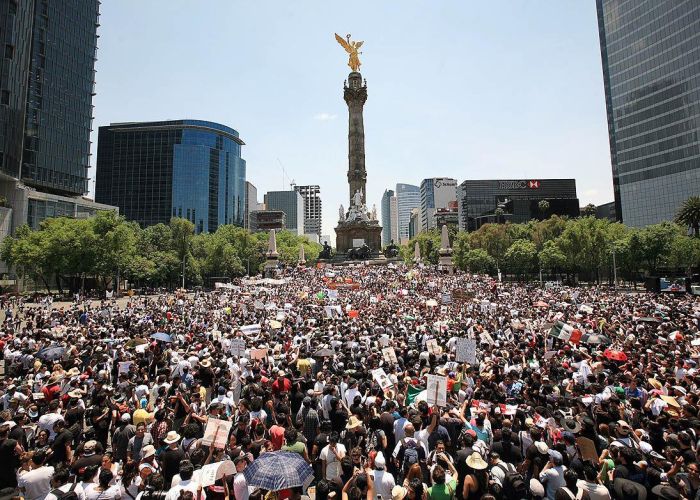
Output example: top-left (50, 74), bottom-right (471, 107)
top-left (335, 33), bottom-right (363, 72)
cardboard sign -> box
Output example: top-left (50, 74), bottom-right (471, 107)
top-left (239, 324), bottom-right (261, 335)
top-left (372, 368), bottom-right (393, 390)
top-left (441, 293), bottom-right (452, 305)
top-left (426, 339), bottom-right (441, 355)
top-left (426, 374), bottom-right (447, 406)
top-left (118, 361), bottom-right (132, 375)
top-left (479, 331), bottom-right (495, 345)
top-left (250, 348), bottom-right (268, 361)
top-left (456, 338), bottom-right (477, 364)
top-left (202, 418), bottom-right (233, 449)
top-left (576, 436), bottom-right (598, 462)
top-left (200, 460), bottom-right (236, 487)
top-left (382, 347), bottom-right (397, 364)
top-left (230, 339), bottom-right (246, 358)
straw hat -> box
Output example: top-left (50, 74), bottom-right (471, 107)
top-left (67, 367), bottom-right (81, 378)
top-left (47, 372), bottom-right (64, 385)
top-left (68, 389), bottom-right (84, 399)
top-left (142, 445), bottom-right (156, 459)
top-left (466, 452), bottom-right (488, 470)
top-left (648, 378), bottom-right (662, 390)
top-left (163, 431), bottom-right (181, 444)
top-left (346, 415), bottom-right (363, 430)
top-left (392, 486), bottom-right (407, 500)
top-left (199, 358), bottom-right (212, 368)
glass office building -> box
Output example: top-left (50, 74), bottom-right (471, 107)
top-left (457, 179), bottom-right (579, 231)
top-left (95, 120), bottom-right (246, 232)
top-left (263, 190), bottom-right (304, 235)
top-left (396, 183), bottom-right (420, 243)
top-left (0, 0), bottom-right (98, 195)
top-left (597, 0), bottom-right (700, 226)
top-left (381, 189), bottom-right (394, 245)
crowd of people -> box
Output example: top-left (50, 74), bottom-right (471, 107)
top-left (0, 263), bottom-right (699, 500)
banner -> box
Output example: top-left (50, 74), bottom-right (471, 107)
top-left (371, 368), bottom-right (393, 390)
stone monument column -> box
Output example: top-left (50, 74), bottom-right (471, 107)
top-left (344, 72), bottom-right (367, 206)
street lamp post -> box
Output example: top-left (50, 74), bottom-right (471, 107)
top-left (611, 247), bottom-right (618, 288)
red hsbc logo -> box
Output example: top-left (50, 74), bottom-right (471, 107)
top-left (528, 180), bottom-right (540, 189)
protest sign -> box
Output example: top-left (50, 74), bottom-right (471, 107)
top-left (202, 418), bottom-right (233, 449)
top-left (372, 368), bottom-right (393, 390)
top-left (382, 347), bottom-right (397, 364)
top-left (239, 324), bottom-right (261, 335)
top-left (426, 374), bottom-right (447, 406)
top-left (118, 361), bottom-right (132, 375)
top-left (441, 293), bottom-right (452, 305)
top-left (199, 461), bottom-right (236, 487)
top-left (576, 437), bottom-right (599, 462)
top-left (426, 339), bottom-right (441, 355)
top-left (250, 348), bottom-right (268, 361)
top-left (230, 339), bottom-right (246, 358)
top-left (456, 338), bottom-right (477, 364)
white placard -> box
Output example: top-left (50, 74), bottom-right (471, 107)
top-left (372, 368), bottom-right (393, 390)
top-left (118, 361), bottom-right (132, 375)
top-left (230, 339), bottom-right (246, 358)
top-left (199, 461), bottom-right (236, 488)
top-left (456, 338), bottom-right (477, 364)
top-left (426, 374), bottom-right (447, 407)
top-left (426, 339), bottom-right (441, 355)
top-left (202, 418), bottom-right (233, 449)
top-left (239, 324), bottom-right (261, 335)
top-left (382, 347), bottom-right (397, 364)
top-left (441, 293), bottom-right (452, 304)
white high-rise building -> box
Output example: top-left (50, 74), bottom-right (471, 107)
top-left (420, 178), bottom-right (457, 231)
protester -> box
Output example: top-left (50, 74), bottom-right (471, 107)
top-left (0, 265), bottom-right (697, 500)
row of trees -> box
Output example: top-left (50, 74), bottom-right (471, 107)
top-left (402, 215), bottom-right (700, 284)
top-left (1, 212), bottom-right (321, 293)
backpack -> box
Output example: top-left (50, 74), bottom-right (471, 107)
top-left (494, 463), bottom-right (527, 499)
top-left (51, 482), bottom-right (78, 500)
top-left (399, 438), bottom-right (423, 473)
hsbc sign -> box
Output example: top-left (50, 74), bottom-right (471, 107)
top-left (498, 180), bottom-right (541, 190)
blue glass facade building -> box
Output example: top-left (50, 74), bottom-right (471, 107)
top-left (597, 0), bottom-right (700, 226)
top-left (95, 120), bottom-right (246, 232)
top-left (396, 183), bottom-right (420, 242)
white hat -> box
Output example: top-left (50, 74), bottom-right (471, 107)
top-left (163, 431), bottom-right (181, 444)
top-left (374, 452), bottom-right (386, 469)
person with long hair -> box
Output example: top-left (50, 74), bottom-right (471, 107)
top-left (460, 453), bottom-right (487, 500)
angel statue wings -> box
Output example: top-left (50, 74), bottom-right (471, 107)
top-left (335, 33), bottom-right (363, 72)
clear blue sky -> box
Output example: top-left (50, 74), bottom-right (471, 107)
top-left (91, 1), bottom-right (613, 240)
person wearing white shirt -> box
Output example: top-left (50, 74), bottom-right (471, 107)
top-left (45, 468), bottom-right (86, 500)
top-left (164, 461), bottom-right (199, 500)
top-left (18, 450), bottom-right (55, 500)
top-left (233, 456), bottom-right (252, 500)
top-left (370, 453), bottom-right (395, 500)
top-left (320, 433), bottom-right (347, 481)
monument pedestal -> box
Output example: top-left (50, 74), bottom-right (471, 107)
top-left (335, 221), bottom-right (382, 255)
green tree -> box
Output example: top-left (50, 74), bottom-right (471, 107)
top-left (538, 200), bottom-right (550, 219)
top-left (668, 235), bottom-right (700, 277)
top-left (402, 230), bottom-right (441, 264)
top-left (452, 232), bottom-right (471, 270)
top-left (555, 217), bottom-right (615, 283)
top-left (538, 240), bottom-right (567, 275)
top-left (462, 249), bottom-right (496, 274)
top-left (531, 215), bottom-right (568, 251)
top-left (675, 196), bottom-right (700, 237)
top-left (468, 223), bottom-right (511, 269)
top-left (504, 239), bottom-right (537, 278)
top-left (581, 203), bottom-right (597, 218)
top-left (636, 222), bottom-right (681, 275)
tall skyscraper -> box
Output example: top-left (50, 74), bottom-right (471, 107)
top-left (381, 189), bottom-right (394, 245)
top-left (396, 183), bottom-right (420, 243)
top-left (245, 181), bottom-right (262, 230)
top-left (264, 190), bottom-right (304, 235)
top-left (96, 120), bottom-right (246, 232)
top-left (390, 197), bottom-right (399, 243)
top-left (420, 178), bottom-right (457, 231)
top-left (294, 185), bottom-right (322, 237)
top-left (0, 0), bottom-right (113, 239)
top-left (597, 0), bottom-right (700, 226)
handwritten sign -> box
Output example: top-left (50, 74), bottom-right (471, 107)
top-left (202, 418), bottom-right (233, 449)
top-left (118, 361), bottom-right (132, 375)
top-left (249, 348), bottom-right (268, 361)
top-left (230, 339), bottom-right (246, 358)
top-left (426, 374), bottom-right (447, 407)
top-left (456, 338), bottom-right (477, 364)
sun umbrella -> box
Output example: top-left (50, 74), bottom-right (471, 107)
top-left (125, 338), bottom-right (148, 348)
top-left (581, 333), bottom-right (611, 345)
top-left (150, 332), bottom-right (172, 343)
top-left (637, 317), bottom-right (662, 324)
top-left (36, 345), bottom-right (65, 361)
top-left (313, 348), bottom-right (334, 358)
top-left (603, 349), bottom-right (627, 362)
top-left (269, 320), bottom-right (282, 329)
top-left (242, 451), bottom-right (314, 491)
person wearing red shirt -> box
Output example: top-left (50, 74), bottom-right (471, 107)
top-left (269, 413), bottom-right (287, 450)
top-left (41, 373), bottom-right (63, 402)
top-left (271, 371), bottom-right (291, 396)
